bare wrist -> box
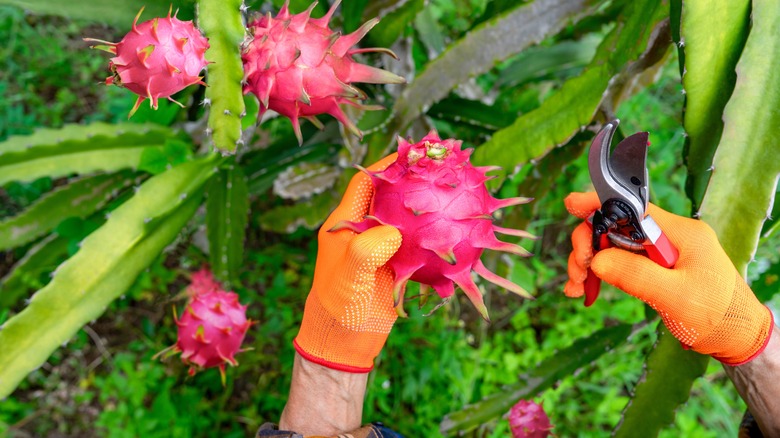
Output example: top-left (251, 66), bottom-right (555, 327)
top-left (726, 324), bottom-right (780, 436)
top-left (279, 352), bottom-right (368, 435)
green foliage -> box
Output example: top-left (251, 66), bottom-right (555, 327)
top-left (0, 233), bottom-right (69, 310)
top-left (363, 0), bottom-right (424, 48)
top-left (1, 0), bottom-right (777, 436)
top-left (473, 0), bottom-right (670, 180)
top-left (198, 0), bottom-right (246, 154)
top-left (0, 172), bottom-right (132, 250)
top-left (389, 0), bottom-right (597, 142)
top-left (441, 323), bottom-right (633, 435)
top-left (0, 157), bottom-right (216, 398)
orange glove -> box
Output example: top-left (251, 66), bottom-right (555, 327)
top-left (293, 154), bottom-right (402, 373)
top-left (564, 192), bottom-right (774, 365)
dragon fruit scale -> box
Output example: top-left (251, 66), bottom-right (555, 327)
top-left (157, 269), bottom-right (252, 383)
top-left (508, 399), bottom-right (554, 438)
top-left (242, 0), bottom-right (406, 144)
top-left (331, 131), bottom-right (536, 322)
top-left (85, 7), bottom-right (209, 117)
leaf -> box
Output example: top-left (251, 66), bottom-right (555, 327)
top-left (364, 0), bottom-right (424, 49)
top-left (389, 0), bottom-right (597, 138)
top-left (428, 96), bottom-right (517, 130)
top-left (199, 0), bottom-right (246, 154)
top-left (0, 125), bottom-right (175, 185)
top-left (0, 0), bottom-right (196, 28)
top-left (272, 162), bottom-right (341, 200)
top-left (258, 189), bottom-right (340, 233)
top-left (0, 172), bottom-right (133, 251)
top-left (472, 0), bottom-right (671, 180)
top-left (680, 0), bottom-right (751, 212)
top-left (616, 2), bottom-right (780, 433)
top-left (341, 0), bottom-right (370, 33)
top-left (206, 164), bottom-right (249, 286)
top-left (0, 234), bottom-right (70, 311)
top-left (414, 5), bottom-right (446, 59)
top-left (495, 33), bottom-right (601, 88)
top-left (0, 155), bottom-right (217, 398)
top-left (753, 260), bottom-right (780, 303)
top-left (613, 325), bottom-right (709, 437)
top-left (243, 134), bottom-right (339, 195)
top-left (440, 323), bottom-right (633, 436)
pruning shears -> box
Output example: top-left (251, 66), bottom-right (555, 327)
top-left (583, 120), bottom-right (679, 306)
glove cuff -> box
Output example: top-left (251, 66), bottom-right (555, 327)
top-left (294, 291), bottom-right (392, 373)
top-left (712, 302), bottom-right (774, 366)
top-left (722, 307), bottom-right (774, 366)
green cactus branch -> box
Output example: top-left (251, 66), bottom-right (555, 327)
top-left (0, 0), bottom-right (195, 28)
top-left (680, 0), bottom-right (750, 213)
top-left (0, 125), bottom-right (176, 185)
top-left (206, 164), bottom-right (249, 286)
top-left (198, 0), bottom-right (246, 154)
top-left (0, 123), bottom-right (166, 155)
top-left (0, 156), bottom-right (218, 399)
top-left (472, 0), bottom-right (670, 180)
top-left (0, 172), bottom-right (133, 251)
top-left (615, 1), bottom-right (780, 434)
top-left (698, 0), bottom-right (780, 273)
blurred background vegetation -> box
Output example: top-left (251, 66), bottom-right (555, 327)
top-left (1, 0), bottom-right (778, 437)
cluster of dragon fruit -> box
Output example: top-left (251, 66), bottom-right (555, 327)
top-left (87, 1), bottom-right (534, 385)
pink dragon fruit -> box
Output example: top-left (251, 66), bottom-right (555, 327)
top-left (189, 268), bottom-right (222, 295)
top-left (85, 7), bottom-right (209, 117)
top-left (331, 131), bottom-right (535, 321)
top-left (157, 270), bottom-right (252, 383)
top-left (242, 0), bottom-right (406, 144)
top-left (508, 399), bottom-right (554, 438)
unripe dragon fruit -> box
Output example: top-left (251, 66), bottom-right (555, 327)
top-left (85, 7), bottom-right (209, 117)
top-left (157, 269), bottom-right (252, 383)
top-left (331, 131), bottom-right (535, 321)
top-left (242, 0), bottom-right (406, 144)
top-left (508, 399), bottom-right (554, 438)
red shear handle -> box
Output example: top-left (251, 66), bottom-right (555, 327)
top-left (584, 229), bottom-right (610, 307)
top-left (641, 215), bottom-right (679, 269)
top-left (583, 215), bottom-right (679, 307)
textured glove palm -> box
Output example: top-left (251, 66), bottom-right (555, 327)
top-left (564, 192), bottom-right (774, 365)
top-left (294, 155), bottom-right (402, 373)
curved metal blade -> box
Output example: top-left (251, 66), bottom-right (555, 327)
top-left (587, 119), bottom-right (646, 218)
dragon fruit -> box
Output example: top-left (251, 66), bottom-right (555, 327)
top-left (508, 399), bottom-right (554, 438)
top-left (85, 7), bottom-right (209, 117)
top-left (242, 0), bottom-right (406, 144)
top-left (330, 131), bottom-right (535, 321)
top-left (156, 270), bottom-right (252, 383)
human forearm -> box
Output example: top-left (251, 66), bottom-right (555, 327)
top-left (725, 324), bottom-right (780, 436)
top-left (279, 353), bottom-right (368, 435)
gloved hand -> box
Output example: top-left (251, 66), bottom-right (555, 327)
top-left (564, 192), bottom-right (774, 365)
top-left (293, 154), bottom-right (402, 373)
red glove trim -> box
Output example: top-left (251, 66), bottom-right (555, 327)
top-left (293, 338), bottom-right (374, 373)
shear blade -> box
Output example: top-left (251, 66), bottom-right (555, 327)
top-left (588, 119), bottom-right (649, 218)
